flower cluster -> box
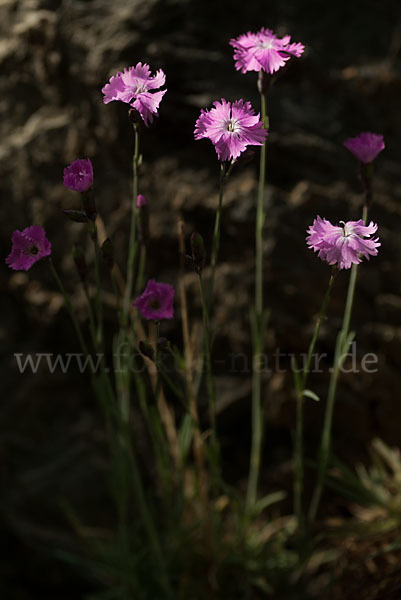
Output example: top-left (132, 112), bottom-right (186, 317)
top-left (6, 226), bottom-right (52, 271)
top-left (194, 98), bottom-right (267, 162)
top-left (306, 217), bottom-right (380, 270)
top-left (133, 279), bottom-right (175, 320)
top-left (102, 63), bottom-right (167, 126)
top-left (230, 27), bottom-right (304, 74)
top-left (343, 132), bottom-right (385, 164)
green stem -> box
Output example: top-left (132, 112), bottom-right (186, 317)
top-left (308, 205), bottom-right (368, 523)
top-left (199, 272), bottom-right (217, 445)
top-left (135, 245), bottom-right (147, 296)
top-left (123, 124), bottom-right (140, 323)
top-left (49, 259), bottom-right (88, 356)
top-left (247, 92), bottom-right (268, 509)
top-left (91, 223), bottom-right (104, 350)
top-left (207, 162), bottom-right (227, 308)
top-left (294, 271), bottom-right (335, 525)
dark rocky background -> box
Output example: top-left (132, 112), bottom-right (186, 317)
top-left (1, 0), bottom-right (401, 597)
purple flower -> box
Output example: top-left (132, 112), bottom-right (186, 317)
top-left (136, 194), bottom-right (148, 208)
top-left (6, 225), bottom-right (52, 271)
top-left (343, 132), bottom-right (385, 164)
top-left (306, 216), bottom-right (380, 270)
top-left (230, 27), bottom-right (304, 74)
top-left (63, 158), bottom-right (93, 192)
top-left (133, 279), bottom-right (175, 320)
top-left (194, 98), bottom-right (267, 162)
top-left (102, 63), bottom-right (167, 126)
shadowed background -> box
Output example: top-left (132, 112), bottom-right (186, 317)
top-left (1, 0), bottom-right (401, 597)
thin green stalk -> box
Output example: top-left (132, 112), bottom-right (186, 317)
top-left (207, 162), bottom-right (227, 308)
top-left (49, 259), bottom-right (89, 356)
top-left (247, 93), bottom-right (268, 509)
top-left (294, 271), bottom-right (335, 525)
top-left (308, 205), bottom-right (368, 523)
top-left (90, 223), bottom-right (104, 351)
top-left (199, 272), bottom-right (217, 445)
top-left (123, 124), bottom-right (140, 323)
top-left (135, 245), bottom-right (147, 296)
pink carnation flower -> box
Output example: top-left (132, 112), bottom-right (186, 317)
top-left (306, 216), bottom-right (380, 270)
top-left (63, 158), bottom-right (93, 192)
top-left (230, 27), bottom-right (304, 74)
top-left (6, 225), bottom-right (52, 271)
top-left (102, 63), bottom-right (167, 127)
top-left (194, 98), bottom-right (267, 162)
top-left (343, 132), bottom-right (385, 164)
top-left (133, 279), bottom-right (175, 320)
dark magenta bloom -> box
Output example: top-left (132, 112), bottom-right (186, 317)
top-left (133, 279), bottom-right (175, 320)
top-left (343, 132), bottom-right (385, 164)
top-left (230, 27), bottom-right (304, 74)
top-left (6, 225), bottom-right (52, 271)
top-left (306, 216), bottom-right (380, 270)
top-left (194, 98), bottom-right (267, 162)
top-left (102, 63), bottom-right (167, 127)
top-left (63, 158), bottom-right (93, 192)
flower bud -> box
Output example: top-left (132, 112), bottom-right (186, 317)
top-left (190, 232), bottom-right (205, 273)
top-left (63, 209), bottom-right (88, 223)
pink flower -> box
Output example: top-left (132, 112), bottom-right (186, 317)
top-left (194, 98), bottom-right (267, 162)
top-left (63, 158), bottom-right (93, 192)
top-left (102, 63), bottom-right (167, 126)
top-left (306, 216), bottom-right (380, 270)
top-left (343, 132), bottom-right (385, 164)
top-left (230, 27), bottom-right (304, 74)
top-left (6, 225), bottom-right (52, 271)
top-left (133, 279), bottom-right (175, 320)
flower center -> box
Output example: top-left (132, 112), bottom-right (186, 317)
top-left (29, 245), bottom-right (39, 255)
top-left (135, 82), bottom-right (148, 94)
top-left (149, 298), bottom-right (161, 310)
top-left (226, 118), bottom-right (239, 133)
top-left (258, 39), bottom-right (275, 50)
top-left (340, 222), bottom-right (355, 238)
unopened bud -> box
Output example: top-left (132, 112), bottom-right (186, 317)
top-left (63, 209), bottom-right (88, 223)
top-left (190, 232), bottom-right (205, 273)
top-left (136, 194), bottom-right (148, 208)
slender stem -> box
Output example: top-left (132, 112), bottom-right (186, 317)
top-left (247, 92), bottom-right (268, 509)
top-left (308, 205), bottom-right (369, 523)
top-left (207, 162), bottom-right (227, 308)
top-left (294, 271), bottom-right (335, 525)
top-left (177, 218), bottom-right (208, 504)
top-left (135, 245), bottom-right (147, 295)
top-left (49, 259), bottom-right (88, 357)
top-left (199, 273), bottom-right (217, 444)
top-left (123, 124), bottom-right (140, 323)
top-left (91, 223), bottom-right (104, 350)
